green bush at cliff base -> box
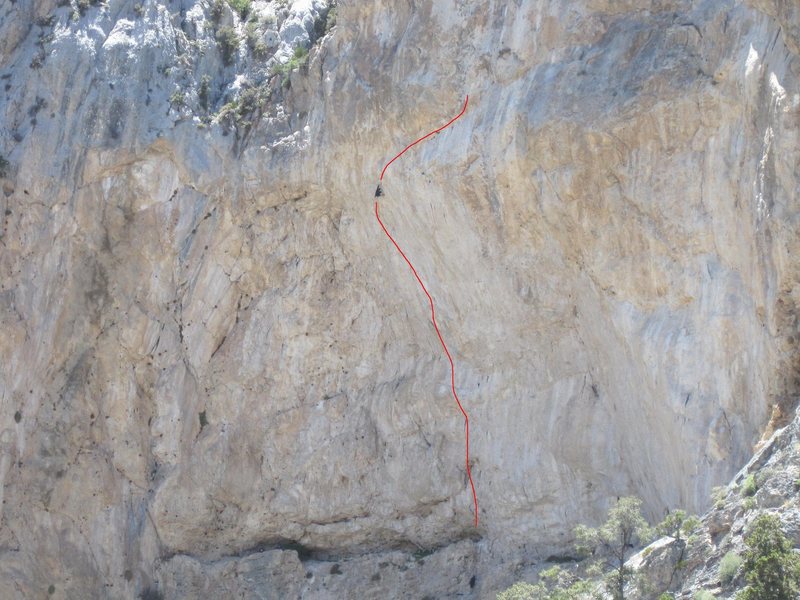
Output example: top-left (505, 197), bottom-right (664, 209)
top-left (738, 514), bottom-right (800, 600)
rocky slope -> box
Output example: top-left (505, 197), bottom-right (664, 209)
top-left (625, 404), bottom-right (800, 599)
top-left (0, 0), bottom-right (798, 598)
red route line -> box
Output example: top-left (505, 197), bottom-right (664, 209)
top-left (379, 96), bottom-right (469, 182)
top-left (374, 95), bottom-right (478, 527)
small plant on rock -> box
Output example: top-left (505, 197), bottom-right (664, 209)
top-left (253, 39), bottom-right (269, 59)
top-left (245, 22), bottom-right (268, 59)
top-left (741, 474), bottom-right (757, 497)
top-left (198, 75), bottom-right (211, 111)
top-left (271, 45), bottom-right (308, 87)
top-left (209, 0), bottom-right (225, 24)
top-left (169, 90), bottom-right (185, 108)
top-left (236, 85), bottom-right (264, 118)
top-left (226, 0), bottom-right (250, 19)
top-left (325, 6), bottom-right (337, 33)
top-left (291, 45), bottom-right (309, 66)
top-left (719, 551), bottom-right (742, 584)
top-left (216, 26), bottom-right (239, 66)
top-left (711, 486), bottom-right (728, 509)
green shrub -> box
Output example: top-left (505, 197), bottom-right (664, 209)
top-left (198, 75), bottom-right (211, 111)
top-left (245, 22), bottom-right (268, 58)
top-left (711, 485), bottom-right (727, 509)
top-left (496, 577), bottom-right (592, 600)
top-left (657, 510), bottom-right (702, 542)
top-left (271, 45), bottom-right (309, 87)
top-left (169, 90), bottom-right (185, 108)
top-left (739, 514), bottom-right (800, 600)
top-left (253, 40), bottom-right (268, 59)
top-left (214, 82), bottom-right (269, 128)
top-left (658, 595), bottom-right (675, 600)
top-left (741, 474), bottom-right (757, 497)
top-left (294, 45), bottom-right (308, 60)
top-left (496, 582), bottom-right (543, 600)
top-left (719, 551), bottom-right (742, 584)
top-left (216, 26), bottom-right (239, 65)
top-left (226, 0), bottom-right (250, 19)
top-left (743, 497), bottom-right (757, 512)
top-left (209, 0), bottom-right (224, 23)
top-left (694, 591), bottom-right (715, 600)
top-left (235, 86), bottom-right (267, 118)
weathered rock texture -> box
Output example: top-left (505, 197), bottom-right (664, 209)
top-left (0, 0), bottom-right (798, 597)
top-left (624, 405), bottom-right (800, 599)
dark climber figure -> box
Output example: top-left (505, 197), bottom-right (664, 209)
top-left (375, 183), bottom-right (383, 197)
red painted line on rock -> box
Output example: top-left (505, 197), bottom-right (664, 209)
top-left (379, 96), bottom-right (469, 182)
top-left (374, 96), bottom-right (478, 527)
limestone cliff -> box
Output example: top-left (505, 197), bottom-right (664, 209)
top-left (0, 0), bottom-right (798, 597)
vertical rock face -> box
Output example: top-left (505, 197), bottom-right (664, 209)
top-left (0, 0), bottom-right (798, 597)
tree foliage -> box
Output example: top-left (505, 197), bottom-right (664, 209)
top-left (226, 0), bottom-right (250, 19)
top-left (496, 571), bottom-right (595, 600)
top-left (657, 510), bottom-right (701, 543)
top-left (496, 582), bottom-right (544, 600)
top-left (574, 497), bottom-right (653, 600)
top-left (497, 498), bottom-right (706, 600)
top-left (738, 514), bottom-right (800, 600)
